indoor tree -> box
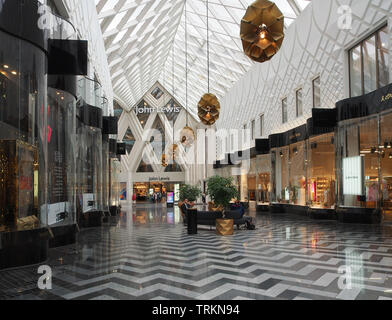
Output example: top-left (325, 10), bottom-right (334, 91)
top-left (179, 184), bottom-right (202, 203)
top-left (206, 176), bottom-right (239, 216)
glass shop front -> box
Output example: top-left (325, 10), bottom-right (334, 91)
top-left (46, 87), bottom-right (76, 228)
top-left (256, 154), bottom-right (272, 205)
top-left (75, 77), bottom-right (104, 227)
top-left (307, 132), bottom-right (336, 209)
top-left (336, 83), bottom-right (392, 223)
top-left (46, 16), bottom-right (78, 232)
top-left (0, 30), bottom-right (47, 232)
top-left (0, 0), bottom-right (50, 269)
top-left (110, 158), bottom-right (121, 210)
top-left (270, 124), bottom-right (336, 214)
top-left (102, 134), bottom-right (110, 214)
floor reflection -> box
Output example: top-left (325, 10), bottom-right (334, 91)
top-left (1, 205), bottom-right (392, 300)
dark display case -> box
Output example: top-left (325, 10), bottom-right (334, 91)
top-left (76, 77), bottom-right (104, 228)
top-left (0, 0), bottom-right (49, 269)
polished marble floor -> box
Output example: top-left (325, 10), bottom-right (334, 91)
top-left (1, 204), bottom-right (392, 300)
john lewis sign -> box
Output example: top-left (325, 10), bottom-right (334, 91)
top-left (135, 105), bottom-right (180, 115)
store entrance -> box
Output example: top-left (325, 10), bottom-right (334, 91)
top-left (133, 182), bottom-right (182, 203)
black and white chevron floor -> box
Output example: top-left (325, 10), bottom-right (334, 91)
top-left (1, 204), bottom-right (392, 300)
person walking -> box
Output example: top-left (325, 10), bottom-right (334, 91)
top-left (157, 192), bottom-right (162, 203)
top-left (202, 193), bottom-right (206, 205)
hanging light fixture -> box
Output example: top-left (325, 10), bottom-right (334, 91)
top-left (180, 0), bottom-right (195, 147)
top-left (162, 47), bottom-right (177, 167)
top-left (168, 44), bottom-right (179, 163)
top-left (198, 0), bottom-right (220, 126)
top-left (240, 0), bottom-right (284, 63)
top-left (168, 143), bottom-right (179, 161)
top-left (161, 154), bottom-right (168, 167)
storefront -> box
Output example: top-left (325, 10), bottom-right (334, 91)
top-left (109, 147), bottom-right (121, 215)
top-left (269, 113), bottom-right (337, 217)
top-left (336, 82), bottom-right (392, 223)
top-left (46, 14), bottom-right (82, 248)
top-left (102, 116), bottom-right (118, 217)
top-left (133, 182), bottom-right (182, 202)
top-left (270, 125), bottom-right (308, 215)
top-left (129, 172), bottom-right (185, 204)
top-left (76, 77), bottom-right (104, 228)
top-left (306, 112), bottom-right (337, 219)
top-left (0, 0), bottom-right (49, 269)
top-left (256, 153), bottom-right (271, 211)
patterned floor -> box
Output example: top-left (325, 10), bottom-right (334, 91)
top-left (1, 204), bottom-right (392, 300)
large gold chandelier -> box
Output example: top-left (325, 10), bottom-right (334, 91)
top-left (240, 0), bottom-right (284, 63)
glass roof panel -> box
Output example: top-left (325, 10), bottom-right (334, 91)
top-left (95, 0), bottom-right (312, 115)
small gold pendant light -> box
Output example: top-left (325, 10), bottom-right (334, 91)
top-left (180, 0), bottom-right (195, 147)
top-left (197, 0), bottom-right (220, 126)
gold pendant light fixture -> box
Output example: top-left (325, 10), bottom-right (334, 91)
top-left (162, 46), bottom-right (178, 167)
top-left (161, 153), bottom-right (168, 167)
top-left (240, 0), bottom-right (284, 63)
top-left (197, 0), bottom-right (220, 126)
top-left (168, 143), bottom-right (179, 160)
top-left (168, 45), bottom-right (178, 163)
top-left (198, 93), bottom-right (220, 126)
top-left (180, 0), bottom-right (195, 148)
top-left (180, 126), bottom-right (195, 147)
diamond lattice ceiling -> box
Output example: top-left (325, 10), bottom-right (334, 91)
top-left (95, 0), bottom-right (312, 115)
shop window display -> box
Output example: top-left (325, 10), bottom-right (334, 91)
top-left (0, 29), bottom-right (47, 232)
top-left (248, 175), bottom-right (256, 201)
top-left (102, 136), bottom-right (110, 214)
top-left (289, 142), bottom-right (306, 205)
top-left (337, 116), bottom-right (379, 208)
top-left (272, 146), bottom-right (289, 203)
top-left (306, 133), bottom-right (336, 209)
top-left (256, 154), bottom-right (271, 204)
top-left (379, 110), bottom-right (392, 219)
top-left (75, 77), bottom-right (104, 220)
top-left (46, 88), bottom-right (76, 226)
top-left (110, 158), bottom-right (121, 208)
top-left (76, 125), bottom-right (103, 214)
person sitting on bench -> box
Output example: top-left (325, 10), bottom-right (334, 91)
top-left (232, 200), bottom-right (255, 229)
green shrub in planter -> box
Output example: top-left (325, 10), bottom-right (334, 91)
top-left (179, 184), bottom-right (202, 202)
top-left (206, 176), bottom-right (239, 215)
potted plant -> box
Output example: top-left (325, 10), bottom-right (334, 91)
top-left (206, 176), bottom-right (239, 236)
top-left (206, 176), bottom-right (239, 215)
top-left (178, 184), bottom-right (201, 213)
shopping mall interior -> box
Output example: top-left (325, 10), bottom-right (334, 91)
top-left (1, 0), bottom-right (392, 304)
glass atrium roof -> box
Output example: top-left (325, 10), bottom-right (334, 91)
top-left (95, 0), bottom-right (312, 114)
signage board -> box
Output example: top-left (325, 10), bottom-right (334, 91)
top-left (343, 156), bottom-right (363, 195)
top-left (174, 184), bottom-right (180, 202)
top-left (167, 192), bottom-right (174, 204)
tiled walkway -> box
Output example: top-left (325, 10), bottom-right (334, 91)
top-left (1, 204), bottom-right (392, 300)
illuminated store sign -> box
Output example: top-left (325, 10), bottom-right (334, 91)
top-left (135, 105), bottom-right (180, 115)
top-left (149, 177), bottom-right (171, 181)
top-left (343, 156), bottom-right (363, 195)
